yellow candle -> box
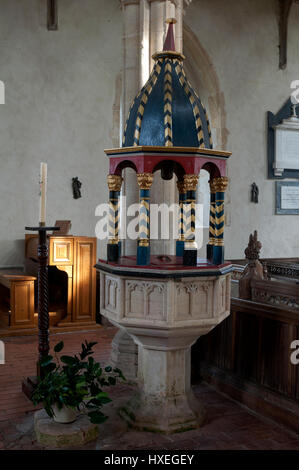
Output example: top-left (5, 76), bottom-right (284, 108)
top-left (39, 162), bottom-right (47, 226)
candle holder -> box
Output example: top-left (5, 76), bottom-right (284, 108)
top-left (22, 225), bottom-right (60, 398)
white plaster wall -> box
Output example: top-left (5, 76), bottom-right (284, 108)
top-left (185, 0), bottom-right (299, 259)
top-left (0, 0), bottom-right (121, 266)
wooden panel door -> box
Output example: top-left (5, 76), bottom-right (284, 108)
top-left (10, 280), bottom-right (35, 328)
top-left (73, 238), bottom-right (96, 322)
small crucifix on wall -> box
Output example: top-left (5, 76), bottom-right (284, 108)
top-left (47, 0), bottom-right (58, 31)
top-left (251, 182), bottom-right (259, 203)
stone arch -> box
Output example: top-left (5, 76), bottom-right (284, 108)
top-left (114, 160), bottom-right (138, 176)
top-left (183, 23), bottom-right (229, 150)
top-left (153, 160), bottom-right (185, 180)
top-left (201, 162), bottom-right (221, 180)
top-left (183, 24), bottom-right (231, 251)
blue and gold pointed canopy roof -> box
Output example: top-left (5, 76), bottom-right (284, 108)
top-left (123, 20), bottom-right (213, 149)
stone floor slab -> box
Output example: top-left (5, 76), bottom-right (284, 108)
top-left (1, 328), bottom-right (299, 450)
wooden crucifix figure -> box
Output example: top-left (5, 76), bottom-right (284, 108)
top-left (47, 0), bottom-right (58, 31)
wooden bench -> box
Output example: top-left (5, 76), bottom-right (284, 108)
top-left (0, 272), bottom-right (36, 329)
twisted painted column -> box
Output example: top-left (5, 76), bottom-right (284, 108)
top-left (212, 176), bottom-right (229, 265)
top-left (137, 173), bottom-right (154, 265)
top-left (183, 174), bottom-right (199, 266)
top-left (176, 180), bottom-right (186, 256)
top-left (206, 179), bottom-right (217, 262)
top-left (107, 174), bottom-right (123, 262)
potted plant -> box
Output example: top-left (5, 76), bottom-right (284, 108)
top-left (32, 340), bottom-right (125, 424)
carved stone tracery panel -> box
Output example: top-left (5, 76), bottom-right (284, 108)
top-left (125, 280), bottom-right (167, 321)
top-left (104, 276), bottom-right (119, 315)
top-left (175, 280), bottom-right (213, 320)
top-left (101, 273), bottom-right (231, 326)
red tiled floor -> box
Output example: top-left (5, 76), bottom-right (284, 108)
top-left (0, 326), bottom-right (299, 450)
top-left (0, 327), bottom-right (117, 422)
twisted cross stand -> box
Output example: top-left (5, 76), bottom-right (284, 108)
top-left (22, 225), bottom-right (59, 397)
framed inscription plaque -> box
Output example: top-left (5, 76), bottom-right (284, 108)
top-left (276, 181), bottom-right (299, 214)
top-left (268, 98), bottom-right (299, 179)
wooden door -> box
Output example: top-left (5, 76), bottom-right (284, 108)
top-left (73, 238), bottom-right (96, 322)
top-left (10, 280), bottom-right (35, 328)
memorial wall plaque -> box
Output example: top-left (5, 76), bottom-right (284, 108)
top-left (276, 181), bottom-right (299, 214)
top-left (268, 99), bottom-right (299, 179)
top-left (273, 106), bottom-right (299, 176)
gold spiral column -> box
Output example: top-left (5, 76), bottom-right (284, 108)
top-left (212, 177), bottom-right (229, 265)
top-left (183, 174), bottom-right (199, 266)
top-left (207, 179), bottom-right (217, 262)
top-left (107, 174), bottom-right (123, 262)
top-left (137, 173), bottom-right (154, 266)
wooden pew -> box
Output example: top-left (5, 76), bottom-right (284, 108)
top-left (25, 235), bottom-right (97, 328)
top-left (192, 288), bottom-right (299, 433)
top-left (192, 238), bottom-right (299, 432)
top-left (0, 272), bottom-right (36, 330)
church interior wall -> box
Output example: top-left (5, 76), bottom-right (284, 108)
top-left (0, 0), bottom-right (299, 268)
top-left (185, 0), bottom-right (299, 259)
top-left (0, 0), bottom-right (122, 267)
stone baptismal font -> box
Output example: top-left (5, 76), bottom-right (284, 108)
top-left (96, 20), bottom-right (232, 433)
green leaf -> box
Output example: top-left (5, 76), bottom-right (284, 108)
top-left (44, 404), bottom-right (54, 418)
top-left (88, 411), bottom-right (108, 424)
top-left (98, 396), bottom-right (112, 405)
top-left (96, 392), bottom-right (109, 399)
top-left (108, 376), bottom-right (116, 385)
top-left (60, 355), bottom-right (77, 365)
top-left (40, 355), bottom-right (53, 367)
top-left (88, 398), bottom-right (103, 406)
top-left (90, 383), bottom-right (101, 396)
top-left (30, 339), bottom-right (118, 426)
top-left (43, 362), bottom-right (56, 375)
top-left (75, 382), bottom-right (86, 390)
top-left (54, 341), bottom-right (64, 353)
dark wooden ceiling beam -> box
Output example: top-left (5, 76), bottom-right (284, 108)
top-left (278, 0), bottom-right (293, 69)
top-left (47, 0), bottom-right (58, 31)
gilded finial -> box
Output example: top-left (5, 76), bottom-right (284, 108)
top-left (166, 18), bottom-right (177, 24)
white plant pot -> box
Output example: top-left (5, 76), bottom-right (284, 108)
top-left (52, 404), bottom-right (77, 424)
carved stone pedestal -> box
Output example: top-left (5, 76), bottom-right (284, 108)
top-left (97, 256), bottom-right (231, 433)
top-left (119, 335), bottom-right (205, 433)
top-left (110, 329), bottom-right (138, 383)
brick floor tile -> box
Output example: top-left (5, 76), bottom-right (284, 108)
top-left (1, 327), bottom-right (299, 450)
